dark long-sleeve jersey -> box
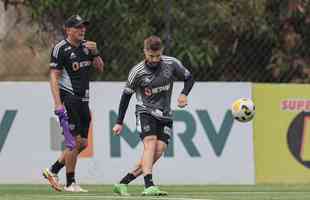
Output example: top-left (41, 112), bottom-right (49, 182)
top-left (117, 55), bottom-right (194, 123)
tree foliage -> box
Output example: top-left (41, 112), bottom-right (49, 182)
top-left (24, 0), bottom-right (310, 82)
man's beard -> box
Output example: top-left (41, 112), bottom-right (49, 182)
top-left (146, 61), bottom-right (161, 69)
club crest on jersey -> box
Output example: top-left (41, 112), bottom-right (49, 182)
top-left (163, 68), bottom-right (172, 78)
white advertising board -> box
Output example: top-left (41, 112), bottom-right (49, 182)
top-left (0, 82), bottom-right (254, 184)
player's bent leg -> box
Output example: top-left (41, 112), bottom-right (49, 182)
top-left (113, 139), bottom-right (169, 196)
top-left (76, 136), bottom-right (88, 153)
top-left (113, 133), bottom-right (168, 195)
top-left (116, 139), bottom-right (167, 190)
top-left (55, 151), bottom-right (66, 166)
top-left (113, 183), bottom-right (130, 196)
top-left (142, 135), bottom-right (157, 175)
top-left (42, 168), bottom-right (62, 192)
top-left (129, 140), bottom-right (168, 177)
top-left (154, 139), bottom-right (167, 162)
top-left (131, 160), bottom-right (143, 177)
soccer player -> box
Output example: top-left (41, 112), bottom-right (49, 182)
top-left (112, 35), bottom-right (194, 196)
top-left (43, 14), bottom-right (104, 192)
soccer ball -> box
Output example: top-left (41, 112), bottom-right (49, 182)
top-left (231, 98), bottom-right (255, 122)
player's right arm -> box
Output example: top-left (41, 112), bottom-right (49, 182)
top-left (112, 91), bottom-right (133, 135)
top-left (49, 69), bottom-right (63, 110)
top-left (49, 42), bottom-right (65, 110)
top-left (112, 67), bottom-right (138, 135)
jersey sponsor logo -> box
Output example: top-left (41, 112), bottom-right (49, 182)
top-left (152, 84), bottom-right (170, 94)
top-left (72, 62), bottom-right (80, 71)
top-left (80, 61), bottom-right (92, 67)
top-left (72, 61), bottom-right (92, 71)
top-left (144, 84), bottom-right (171, 96)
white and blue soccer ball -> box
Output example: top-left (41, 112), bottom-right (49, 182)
top-left (231, 98), bottom-right (255, 122)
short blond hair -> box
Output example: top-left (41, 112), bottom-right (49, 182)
top-left (144, 35), bottom-right (163, 51)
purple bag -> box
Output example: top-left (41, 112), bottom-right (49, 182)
top-left (55, 107), bottom-right (76, 150)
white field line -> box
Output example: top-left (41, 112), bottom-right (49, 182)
top-left (41, 195), bottom-right (212, 200)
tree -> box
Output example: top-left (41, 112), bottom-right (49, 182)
top-left (24, 0), bottom-right (310, 82)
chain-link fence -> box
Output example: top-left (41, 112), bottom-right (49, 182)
top-left (1, 0), bottom-right (310, 82)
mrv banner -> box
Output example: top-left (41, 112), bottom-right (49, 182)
top-left (0, 82), bottom-right (254, 184)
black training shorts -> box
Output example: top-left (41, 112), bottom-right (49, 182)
top-left (60, 91), bottom-right (91, 138)
top-left (136, 112), bottom-right (172, 145)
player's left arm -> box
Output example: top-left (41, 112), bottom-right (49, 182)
top-left (84, 41), bottom-right (104, 72)
top-left (172, 58), bottom-right (195, 108)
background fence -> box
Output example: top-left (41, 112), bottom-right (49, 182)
top-left (1, 0), bottom-right (310, 82)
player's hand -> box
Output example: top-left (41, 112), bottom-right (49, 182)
top-left (177, 94), bottom-right (188, 108)
top-left (93, 56), bottom-right (104, 72)
top-left (54, 106), bottom-right (69, 122)
top-left (112, 124), bottom-right (123, 135)
top-left (54, 106), bottom-right (76, 150)
top-left (54, 104), bottom-right (64, 112)
top-left (84, 41), bottom-right (98, 55)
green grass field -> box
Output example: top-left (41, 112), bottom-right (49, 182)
top-left (0, 184), bottom-right (310, 200)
